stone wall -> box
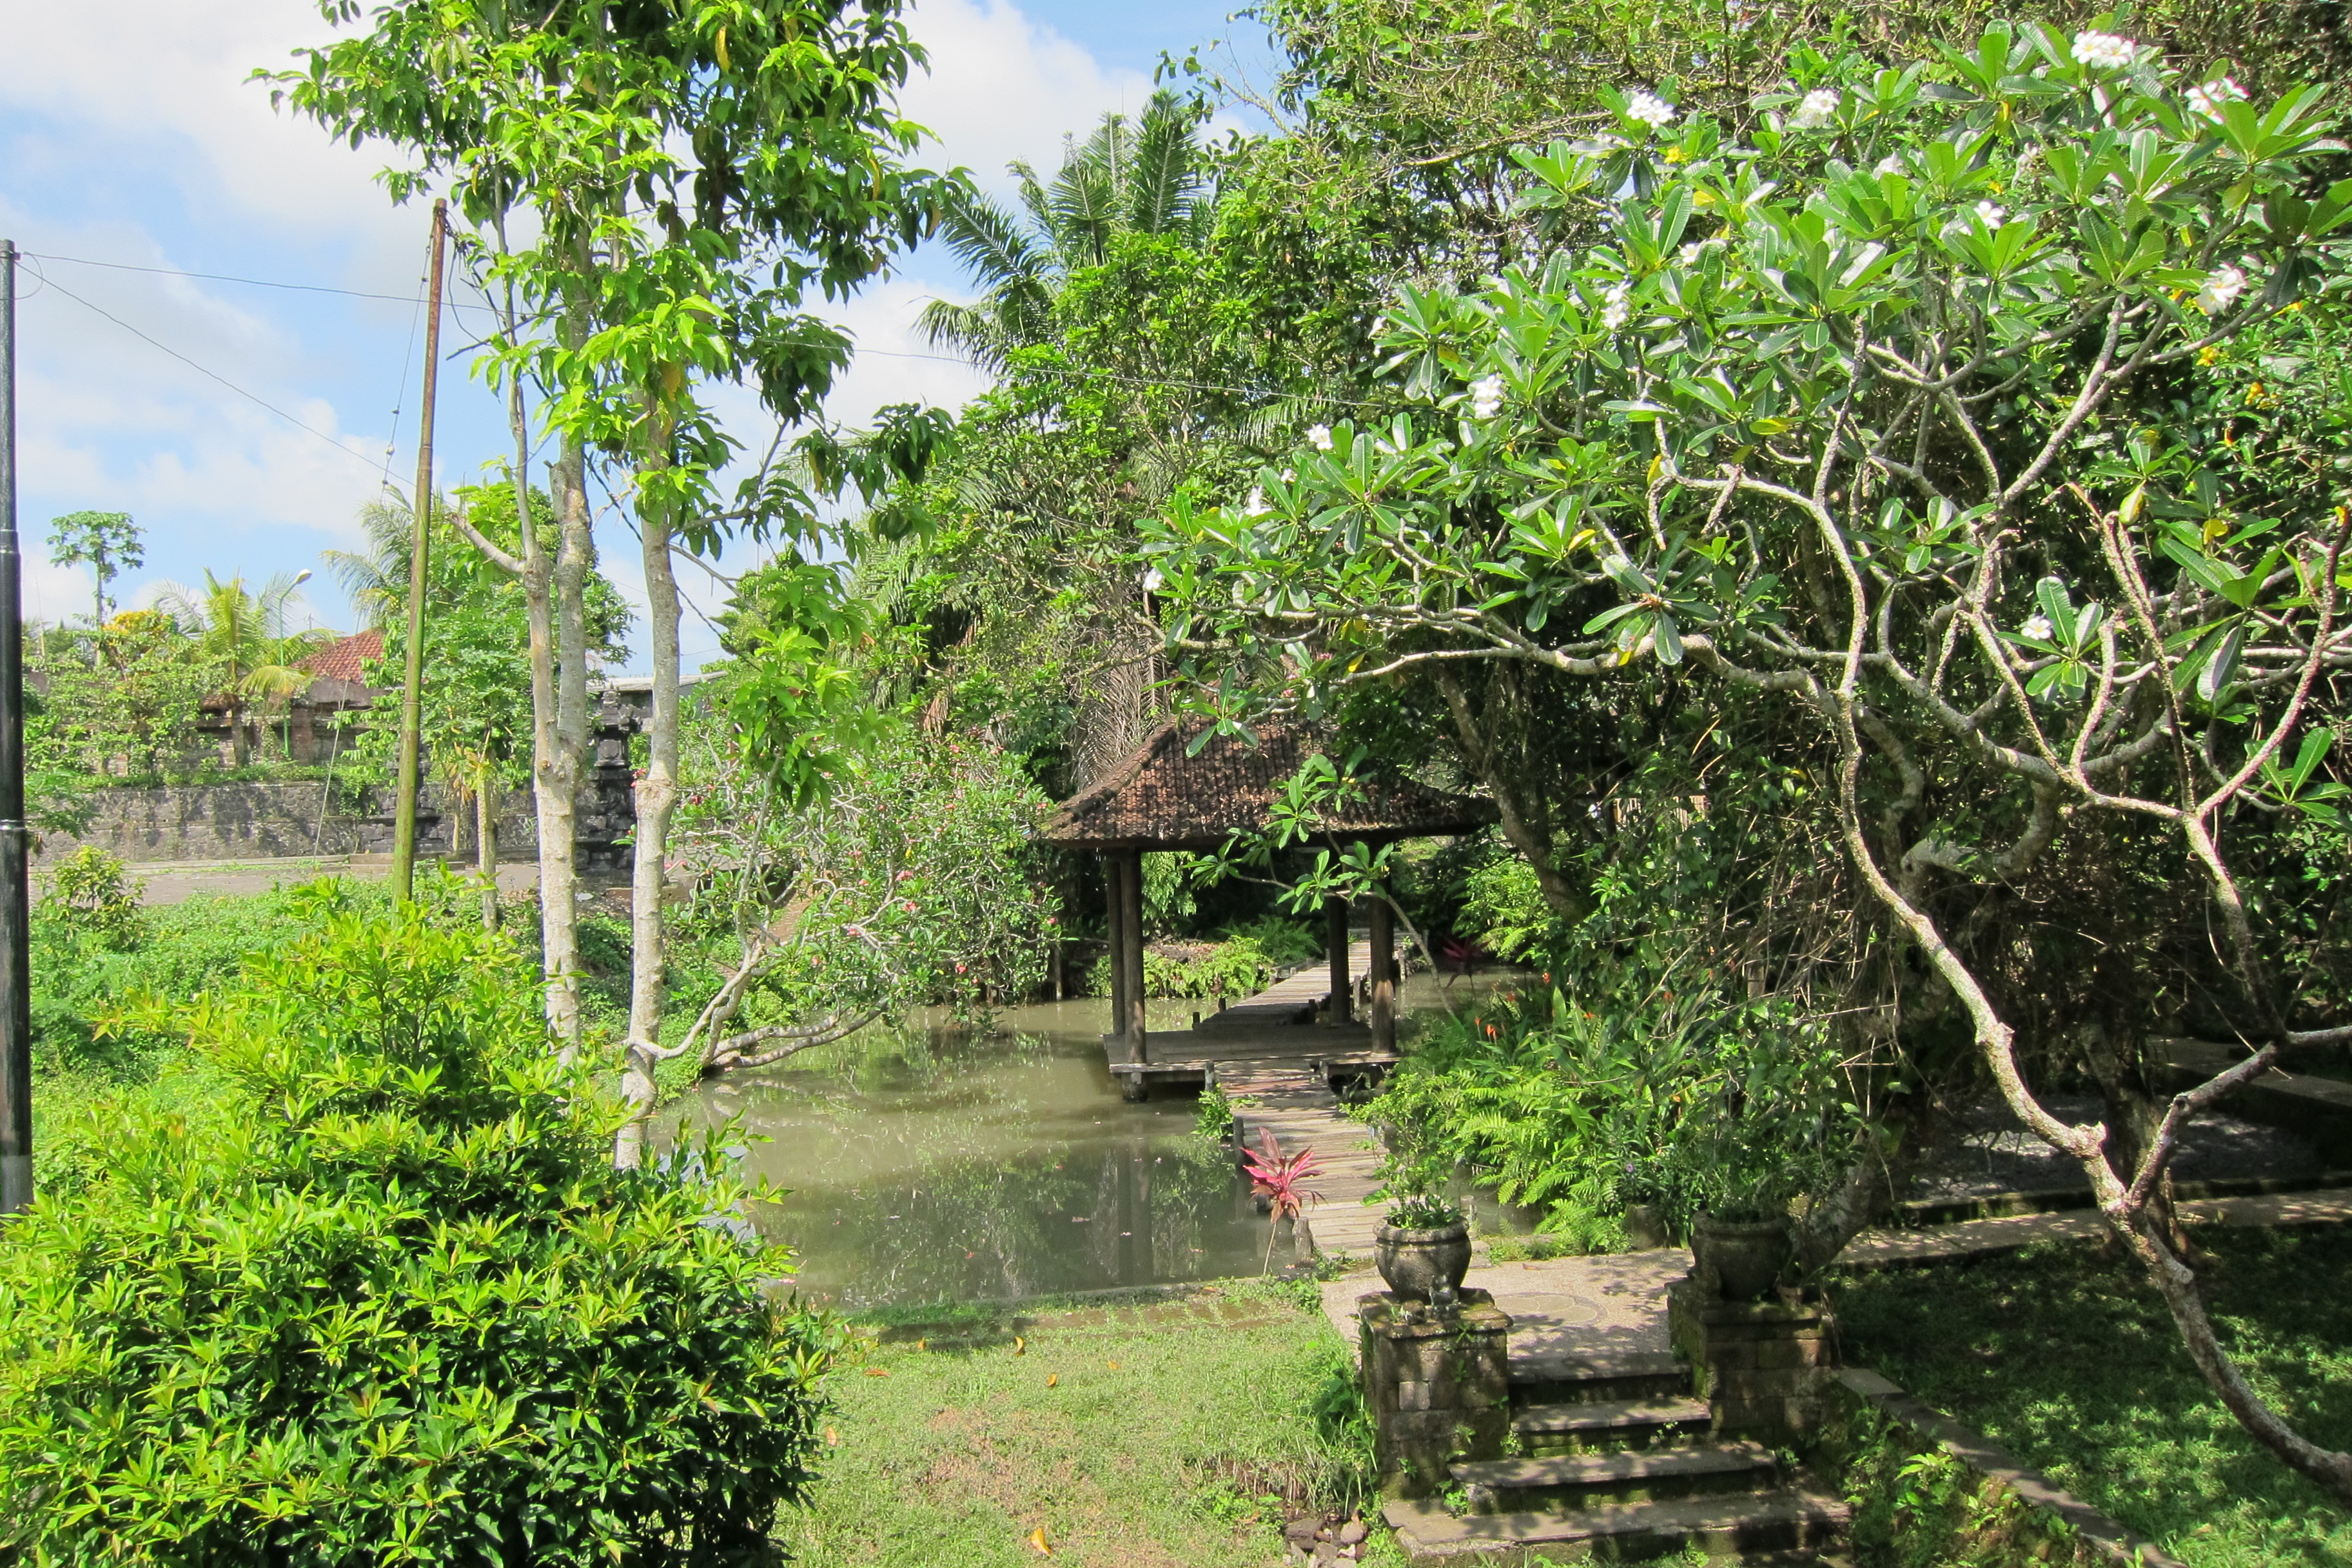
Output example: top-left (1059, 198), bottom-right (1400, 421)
top-left (36, 775), bottom-right (629, 868)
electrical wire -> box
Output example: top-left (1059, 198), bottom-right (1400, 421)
top-left (37, 273), bottom-right (389, 473)
top-left (21, 248), bottom-right (496, 317)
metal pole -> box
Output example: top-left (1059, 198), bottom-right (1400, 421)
top-left (391, 201), bottom-right (449, 901)
top-left (0, 239), bottom-right (33, 1213)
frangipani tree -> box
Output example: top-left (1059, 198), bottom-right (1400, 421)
top-left (1153, 23), bottom-right (2352, 1496)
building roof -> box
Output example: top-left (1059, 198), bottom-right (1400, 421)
top-left (1040, 718), bottom-right (1497, 852)
top-left (298, 627), bottom-right (383, 686)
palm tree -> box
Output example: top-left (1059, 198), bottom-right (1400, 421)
top-left (322, 495), bottom-right (416, 631)
top-left (919, 90), bottom-right (1216, 369)
top-left (153, 571), bottom-right (333, 767)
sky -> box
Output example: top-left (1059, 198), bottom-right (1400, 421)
top-left (0, 0), bottom-right (1279, 671)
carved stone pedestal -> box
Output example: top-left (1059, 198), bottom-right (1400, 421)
top-left (1668, 1275), bottom-right (1836, 1442)
top-left (1358, 1289), bottom-right (1512, 1498)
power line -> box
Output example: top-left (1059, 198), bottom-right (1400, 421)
top-left (37, 273), bottom-right (388, 473)
top-left (22, 248), bottom-right (494, 316)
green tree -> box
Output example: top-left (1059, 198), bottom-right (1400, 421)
top-left (275, 0), bottom-right (950, 1079)
top-left (154, 571), bottom-right (332, 768)
top-left (44, 511), bottom-right (142, 636)
top-left (1153, 26), bottom-right (2352, 1495)
top-left (39, 609), bottom-right (212, 779)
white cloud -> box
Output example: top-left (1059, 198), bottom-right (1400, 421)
top-left (0, 0), bottom-right (426, 276)
top-left (903, 0), bottom-right (1157, 191)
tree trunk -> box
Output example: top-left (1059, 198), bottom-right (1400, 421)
top-left (540, 431), bottom-right (594, 1054)
top-left (476, 769), bottom-right (499, 932)
top-left (616, 422), bottom-right (683, 1168)
top-left (1432, 666), bottom-right (1589, 922)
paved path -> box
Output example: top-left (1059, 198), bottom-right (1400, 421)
top-left (1317, 1188), bottom-right (2352, 1361)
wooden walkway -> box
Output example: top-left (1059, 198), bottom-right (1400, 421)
top-left (1218, 1055), bottom-right (1389, 1257)
top-left (1097, 939), bottom-right (1395, 1258)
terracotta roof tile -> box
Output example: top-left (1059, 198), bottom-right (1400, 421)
top-left (1041, 718), bottom-right (1496, 850)
top-left (298, 628), bottom-right (383, 687)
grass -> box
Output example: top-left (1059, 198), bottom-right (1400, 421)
top-left (1832, 1226), bottom-right (2352, 1568)
top-left (779, 1278), bottom-right (1402, 1567)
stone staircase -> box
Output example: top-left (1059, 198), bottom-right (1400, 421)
top-left (1382, 1348), bottom-right (1850, 1564)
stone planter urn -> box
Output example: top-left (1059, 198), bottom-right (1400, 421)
top-left (1692, 1214), bottom-right (1793, 1300)
top-left (1375, 1220), bottom-right (1473, 1303)
top-left (1623, 1202), bottom-right (1671, 1250)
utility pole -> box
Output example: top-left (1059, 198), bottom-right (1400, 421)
top-left (0, 239), bottom-right (31, 1214)
top-left (391, 200), bottom-right (449, 902)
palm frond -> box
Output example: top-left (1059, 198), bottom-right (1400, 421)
top-left (1128, 91), bottom-right (1204, 235)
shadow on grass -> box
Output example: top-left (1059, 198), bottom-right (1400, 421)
top-left (1832, 1226), bottom-right (2352, 1568)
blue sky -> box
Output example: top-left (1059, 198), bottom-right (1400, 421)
top-left (1, 1), bottom-right (1279, 670)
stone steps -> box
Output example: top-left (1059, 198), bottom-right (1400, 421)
top-left (1511, 1396), bottom-right (1714, 1454)
top-left (1384, 1487), bottom-right (1852, 1563)
top-left (1453, 1440), bottom-right (1780, 1514)
top-left (1509, 1350), bottom-right (1690, 1409)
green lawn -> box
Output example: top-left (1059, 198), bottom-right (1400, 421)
top-left (1832, 1226), bottom-right (2352, 1568)
top-left (779, 1280), bottom-right (1400, 1567)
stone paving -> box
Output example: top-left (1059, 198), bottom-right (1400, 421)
top-left (1322, 1187), bottom-right (2352, 1360)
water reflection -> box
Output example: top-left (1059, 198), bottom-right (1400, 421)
top-left (668, 999), bottom-right (1269, 1309)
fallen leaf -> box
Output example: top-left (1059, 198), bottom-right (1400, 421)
top-left (1014, 1336), bottom-right (1026, 1356)
top-left (1106, 1361), bottom-right (1120, 1371)
top-left (1046, 1373), bottom-right (1059, 1387)
top-left (916, 1339), bottom-right (926, 1352)
top-left (865, 1368), bottom-right (890, 1378)
top-left (824, 1426), bottom-right (839, 1447)
top-left (1030, 1526), bottom-right (1052, 1556)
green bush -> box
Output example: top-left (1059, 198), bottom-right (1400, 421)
top-left (0, 905), bottom-right (843, 1565)
top-left (1085, 937), bottom-right (1281, 1001)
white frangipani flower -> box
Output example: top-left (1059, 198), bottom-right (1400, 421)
top-left (1875, 154), bottom-right (1905, 176)
top-left (1243, 485), bottom-right (1270, 517)
top-left (1307, 424), bottom-right (1334, 451)
top-left (1975, 200), bottom-right (2006, 228)
top-left (1789, 88), bottom-right (1839, 130)
top-left (1601, 281), bottom-right (1632, 330)
top-left (1140, 567), bottom-right (1166, 593)
top-left (2197, 263), bottom-right (2249, 313)
top-left (2021, 613), bottom-right (2055, 642)
top-left (2070, 30), bottom-right (2141, 70)
top-left (1624, 88), bottom-right (1678, 129)
top-left (1469, 373), bottom-right (1507, 420)
top-left (2187, 77), bottom-right (2248, 121)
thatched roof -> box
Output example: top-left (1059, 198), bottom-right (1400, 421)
top-left (1040, 719), bottom-right (1496, 852)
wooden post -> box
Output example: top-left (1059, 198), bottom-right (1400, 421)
top-left (1325, 894), bottom-right (1351, 1025)
top-left (1118, 848), bottom-right (1148, 1063)
top-left (1369, 892), bottom-right (1396, 1053)
top-left (1103, 852), bottom-right (1130, 1057)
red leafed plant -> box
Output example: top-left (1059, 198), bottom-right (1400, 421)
top-left (1244, 1128), bottom-right (1324, 1221)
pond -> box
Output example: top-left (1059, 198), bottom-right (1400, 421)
top-left (667, 977), bottom-right (1480, 1310)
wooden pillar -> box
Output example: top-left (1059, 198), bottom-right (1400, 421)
top-left (1117, 848), bottom-right (1148, 1063)
top-left (1325, 894), bottom-right (1351, 1025)
top-left (1369, 892), bottom-right (1396, 1053)
top-left (1104, 853), bottom-right (1132, 1059)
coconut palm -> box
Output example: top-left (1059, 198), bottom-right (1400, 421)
top-left (153, 571), bottom-right (333, 767)
top-left (918, 90), bottom-right (1216, 369)
top-left (321, 495), bottom-right (419, 631)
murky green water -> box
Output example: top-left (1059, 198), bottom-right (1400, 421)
top-left (669, 999), bottom-right (1270, 1309)
top-left (669, 977), bottom-right (1503, 1310)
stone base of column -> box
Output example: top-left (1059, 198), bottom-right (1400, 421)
top-left (1359, 1289), bottom-right (1513, 1498)
top-left (1667, 1275), bottom-right (1836, 1443)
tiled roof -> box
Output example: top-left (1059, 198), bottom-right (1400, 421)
top-left (1041, 718), bottom-right (1496, 850)
top-left (298, 628), bottom-right (383, 687)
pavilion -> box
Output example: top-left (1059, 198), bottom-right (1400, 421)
top-left (1040, 718), bottom-right (1496, 1083)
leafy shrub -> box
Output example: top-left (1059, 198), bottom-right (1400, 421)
top-left (1084, 936), bottom-right (1282, 1001)
top-left (0, 905), bottom-right (842, 1565)
top-left (1215, 914), bottom-right (1320, 966)
top-left (1457, 852), bottom-right (1565, 963)
top-left (39, 846), bottom-right (144, 948)
top-left (1366, 981), bottom-right (1862, 1237)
